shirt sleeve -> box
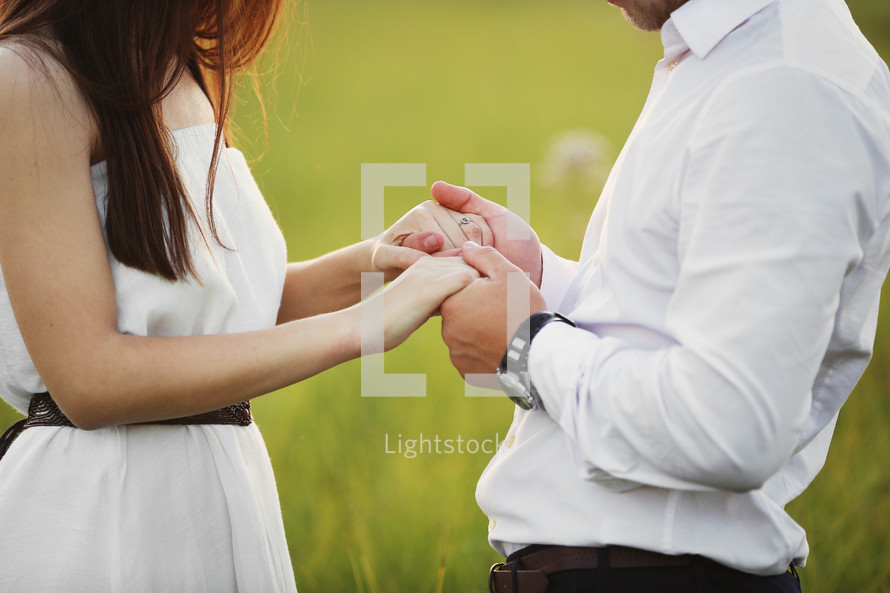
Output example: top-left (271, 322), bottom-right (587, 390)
top-left (539, 245), bottom-right (580, 310)
top-left (529, 66), bottom-right (882, 492)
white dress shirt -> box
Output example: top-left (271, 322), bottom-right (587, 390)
top-left (476, 0), bottom-right (890, 576)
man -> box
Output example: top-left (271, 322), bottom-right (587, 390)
top-left (432, 0), bottom-right (890, 591)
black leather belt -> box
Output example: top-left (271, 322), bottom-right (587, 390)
top-left (489, 545), bottom-right (696, 593)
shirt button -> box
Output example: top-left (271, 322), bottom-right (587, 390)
top-left (667, 60), bottom-right (678, 72)
top-left (592, 252), bottom-right (601, 266)
top-left (504, 434), bottom-right (516, 448)
top-left (488, 519), bottom-right (497, 533)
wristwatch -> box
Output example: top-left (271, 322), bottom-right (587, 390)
top-left (497, 311), bottom-right (576, 411)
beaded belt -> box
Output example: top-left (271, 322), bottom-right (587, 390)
top-left (0, 392), bottom-right (252, 460)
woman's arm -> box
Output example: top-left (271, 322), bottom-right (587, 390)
top-left (0, 48), bottom-right (477, 430)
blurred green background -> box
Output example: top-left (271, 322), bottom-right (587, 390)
top-left (4, 1), bottom-right (890, 591)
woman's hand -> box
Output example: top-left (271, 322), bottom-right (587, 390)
top-left (278, 202), bottom-right (492, 324)
top-left (359, 255), bottom-right (480, 352)
top-left (369, 200), bottom-right (493, 281)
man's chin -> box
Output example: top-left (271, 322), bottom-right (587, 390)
top-left (621, 8), bottom-right (667, 32)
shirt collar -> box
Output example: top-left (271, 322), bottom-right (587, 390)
top-left (663, 0), bottom-right (777, 60)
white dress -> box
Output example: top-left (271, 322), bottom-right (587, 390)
top-left (0, 124), bottom-right (297, 592)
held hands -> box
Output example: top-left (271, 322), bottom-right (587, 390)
top-left (359, 200), bottom-right (490, 353)
top-left (441, 242), bottom-right (547, 377)
top-left (363, 182), bottom-right (547, 373)
top-left (370, 256), bottom-right (480, 352)
top-left (369, 200), bottom-right (493, 281)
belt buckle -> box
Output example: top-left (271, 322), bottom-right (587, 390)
top-left (488, 563), bottom-right (505, 593)
top-left (489, 562), bottom-right (549, 593)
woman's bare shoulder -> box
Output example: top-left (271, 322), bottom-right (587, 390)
top-left (0, 41), bottom-right (96, 156)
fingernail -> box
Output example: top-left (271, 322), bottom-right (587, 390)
top-left (464, 240), bottom-right (479, 248)
top-left (423, 235), bottom-right (437, 249)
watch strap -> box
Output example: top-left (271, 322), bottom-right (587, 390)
top-left (528, 311), bottom-right (575, 343)
top-left (498, 312), bottom-right (576, 410)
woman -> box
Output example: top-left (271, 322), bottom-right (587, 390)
top-left (0, 1), bottom-right (487, 590)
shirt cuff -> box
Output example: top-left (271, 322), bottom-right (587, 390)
top-left (539, 245), bottom-right (579, 310)
top-left (528, 320), bottom-right (599, 424)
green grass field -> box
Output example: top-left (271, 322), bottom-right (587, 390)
top-left (2, 1), bottom-right (889, 591)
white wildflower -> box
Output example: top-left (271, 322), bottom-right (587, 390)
top-left (541, 130), bottom-right (611, 189)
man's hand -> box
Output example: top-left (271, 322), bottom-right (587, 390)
top-left (369, 200), bottom-right (492, 281)
top-left (430, 181), bottom-right (543, 287)
top-left (441, 242), bottom-right (547, 377)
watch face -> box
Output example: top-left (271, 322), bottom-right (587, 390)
top-left (497, 372), bottom-right (535, 410)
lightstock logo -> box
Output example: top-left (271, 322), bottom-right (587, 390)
top-left (359, 163), bottom-right (532, 399)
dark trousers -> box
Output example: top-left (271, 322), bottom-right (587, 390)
top-left (542, 562), bottom-right (801, 593)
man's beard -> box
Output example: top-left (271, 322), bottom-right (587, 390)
top-left (621, 0), bottom-right (690, 32)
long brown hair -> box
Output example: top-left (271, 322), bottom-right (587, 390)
top-left (0, 0), bottom-right (284, 281)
